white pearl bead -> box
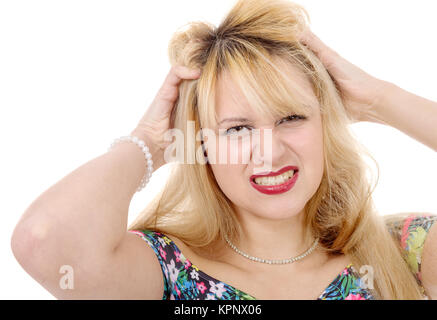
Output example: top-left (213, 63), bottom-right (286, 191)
top-left (223, 235), bottom-right (319, 265)
top-left (111, 135), bottom-right (153, 193)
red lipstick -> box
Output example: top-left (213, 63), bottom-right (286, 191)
top-left (249, 165), bottom-right (299, 195)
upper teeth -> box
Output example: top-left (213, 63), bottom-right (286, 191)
top-left (254, 170), bottom-right (295, 186)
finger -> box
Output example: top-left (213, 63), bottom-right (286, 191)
top-left (299, 28), bottom-right (340, 64)
top-left (163, 65), bottom-right (201, 89)
top-left (157, 65), bottom-right (201, 103)
top-left (299, 28), bottom-right (326, 56)
top-left (171, 65), bottom-right (202, 82)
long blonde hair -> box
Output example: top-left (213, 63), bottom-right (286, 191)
top-left (129, 0), bottom-right (425, 299)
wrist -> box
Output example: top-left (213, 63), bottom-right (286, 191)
top-left (363, 80), bottom-right (399, 125)
top-left (129, 128), bottom-right (166, 170)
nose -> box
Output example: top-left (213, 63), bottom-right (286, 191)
top-left (251, 127), bottom-right (287, 174)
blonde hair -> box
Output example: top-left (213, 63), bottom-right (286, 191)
top-left (129, 0), bottom-right (425, 299)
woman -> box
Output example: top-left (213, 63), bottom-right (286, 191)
top-left (11, 0), bottom-right (437, 300)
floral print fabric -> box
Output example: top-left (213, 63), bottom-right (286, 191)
top-left (129, 213), bottom-right (436, 300)
top-left (317, 264), bottom-right (374, 300)
top-left (385, 213), bottom-right (437, 298)
top-left (128, 229), bottom-right (256, 300)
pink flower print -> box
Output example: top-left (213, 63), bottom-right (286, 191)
top-left (159, 247), bottom-right (167, 260)
top-left (345, 293), bottom-right (366, 300)
top-left (175, 251), bottom-right (181, 263)
top-left (129, 230), bottom-right (144, 237)
top-left (175, 284), bottom-right (181, 297)
top-left (197, 281), bottom-right (207, 294)
top-left (184, 260), bottom-right (192, 270)
top-left (401, 215), bottom-right (415, 249)
top-left (342, 268), bottom-right (349, 276)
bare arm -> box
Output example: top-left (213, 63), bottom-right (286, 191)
top-left (12, 131), bottom-right (163, 256)
top-left (366, 81), bottom-right (437, 152)
top-left (10, 132), bottom-right (165, 299)
top-left (298, 28), bottom-right (437, 151)
top-left (10, 65), bottom-right (201, 299)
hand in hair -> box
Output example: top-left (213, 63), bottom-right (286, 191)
top-left (298, 28), bottom-right (390, 124)
top-left (131, 65), bottom-right (201, 168)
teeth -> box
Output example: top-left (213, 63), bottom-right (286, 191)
top-left (254, 170), bottom-right (295, 186)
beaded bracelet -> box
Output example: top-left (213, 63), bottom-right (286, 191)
top-left (108, 135), bottom-right (153, 192)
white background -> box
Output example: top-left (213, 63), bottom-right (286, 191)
top-left (1, 0), bottom-right (436, 299)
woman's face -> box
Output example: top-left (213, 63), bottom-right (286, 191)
top-left (206, 61), bottom-right (324, 221)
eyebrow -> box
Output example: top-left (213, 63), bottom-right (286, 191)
top-left (217, 104), bottom-right (314, 126)
top-left (217, 117), bottom-right (252, 125)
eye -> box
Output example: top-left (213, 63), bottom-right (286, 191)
top-left (277, 114), bottom-right (307, 125)
top-left (225, 125), bottom-right (251, 135)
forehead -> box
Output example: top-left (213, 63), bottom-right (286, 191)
top-left (215, 58), bottom-right (318, 121)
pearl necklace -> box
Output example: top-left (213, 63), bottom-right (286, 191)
top-left (224, 236), bottom-right (319, 265)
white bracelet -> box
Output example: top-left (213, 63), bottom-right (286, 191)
top-left (108, 135), bottom-right (154, 192)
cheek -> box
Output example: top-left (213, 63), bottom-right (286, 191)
top-left (281, 124), bottom-right (324, 176)
top-left (209, 163), bottom-right (245, 200)
top-left (289, 128), bottom-right (323, 157)
top-left (301, 131), bottom-right (324, 182)
top-left (208, 137), bottom-right (249, 197)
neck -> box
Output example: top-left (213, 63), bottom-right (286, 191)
top-left (232, 209), bottom-right (316, 261)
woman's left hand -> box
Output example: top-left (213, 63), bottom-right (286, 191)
top-left (298, 28), bottom-right (390, 123)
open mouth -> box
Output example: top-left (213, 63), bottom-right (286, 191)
top-left (252, 169), bottom-right (297, 186)
top-left (251, 167), bottom-right (298, 186)
top-left (249, 166), bottom-right (299, 195)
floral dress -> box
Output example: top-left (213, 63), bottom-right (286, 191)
top-left (129, 213), bottom-right (436, 300)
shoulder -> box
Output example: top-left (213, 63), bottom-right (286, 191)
top-left (384, 213), bottom-right (437, 253)
top-left (128, 230), bottom-right (196, 270)
top-left (384, 212), bottom-right (437, 298)
top-left (129, 229), bottom-right (191, 299)
top-left (384, 212), bottom-right (437, 265)
top-left (128, 229), bottom-right (184, 263)
top-left (129, 229), bottom-right (174, 248)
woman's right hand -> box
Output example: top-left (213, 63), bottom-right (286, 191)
top-left (130, 65), bottom-right (201, 169)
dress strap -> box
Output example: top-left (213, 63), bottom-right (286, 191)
top-left (129, 229), bottom-right (183, 300)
